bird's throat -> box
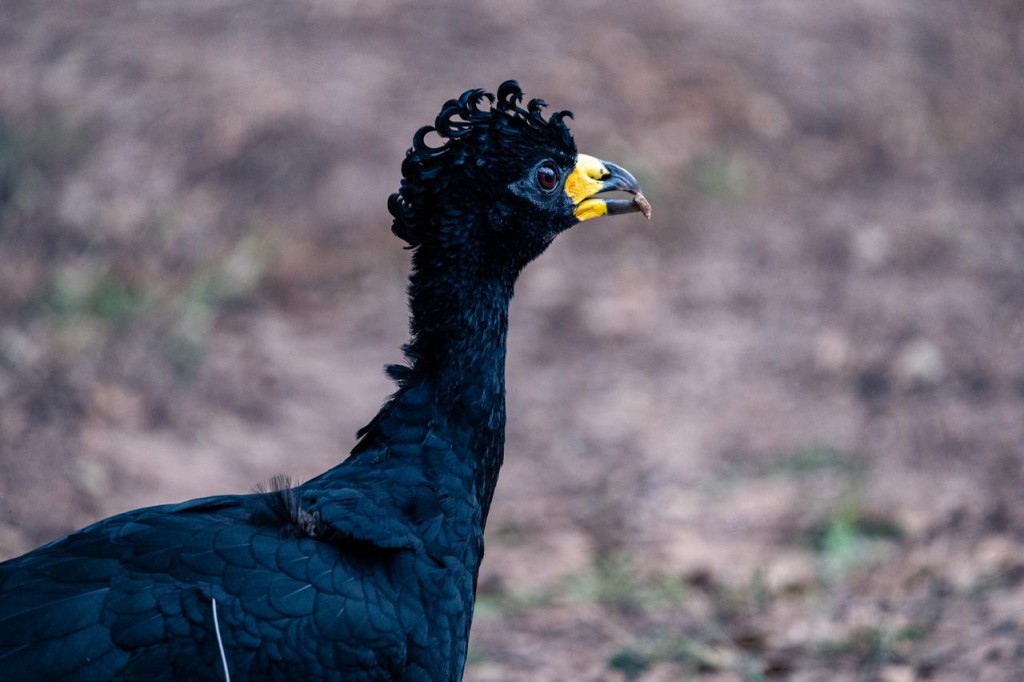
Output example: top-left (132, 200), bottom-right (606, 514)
top-left (404, 263), bottom-right (514, 520)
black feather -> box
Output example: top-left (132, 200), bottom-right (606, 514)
top-left (0, 82), bottom-right (626, 681)
top-left (388, 80), bottom-right (575, 249)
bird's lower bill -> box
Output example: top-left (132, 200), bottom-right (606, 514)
top-left (575, 198), bottom-right (611, 221)
top-left (566, 153), bottom-right (651, 222)
top-left (575, 195), bottom-right (651, 222)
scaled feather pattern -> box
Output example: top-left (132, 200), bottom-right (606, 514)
top-left (0, 80), bottom-right (646, 681)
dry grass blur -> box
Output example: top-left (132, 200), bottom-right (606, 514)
top-left (1, 1), bottom-right (1023, 679)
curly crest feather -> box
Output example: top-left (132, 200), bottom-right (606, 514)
top-left (388, 81), bottom-right (576, 247)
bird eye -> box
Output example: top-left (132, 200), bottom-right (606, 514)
top-left (536, 164), bottom-right (559, 191)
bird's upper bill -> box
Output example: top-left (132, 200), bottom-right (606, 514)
top-left (565, 154), bottom-right (651, 222)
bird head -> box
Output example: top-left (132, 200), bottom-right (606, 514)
top-left (388, 81), bottom-right (649, 272)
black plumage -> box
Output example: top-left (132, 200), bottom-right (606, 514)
top-left (0, 81), bottom-right (648, 681)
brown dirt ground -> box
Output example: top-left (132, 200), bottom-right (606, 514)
top-left (2, 1), bottom-right (1024, 680)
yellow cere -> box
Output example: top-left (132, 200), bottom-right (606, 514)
top-left (564, 153), bottom-right (610, 206)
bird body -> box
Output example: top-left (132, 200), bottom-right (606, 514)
top-left (0, 82), bottom-right (649, 680)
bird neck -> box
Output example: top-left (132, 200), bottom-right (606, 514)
top-left (402, 246), bottom-right (517, 521)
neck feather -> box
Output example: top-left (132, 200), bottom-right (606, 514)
top-left (401, 243), bottom-right (516, 520)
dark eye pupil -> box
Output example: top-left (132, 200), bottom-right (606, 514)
top-left (537, 166), bottom-right (558, 190)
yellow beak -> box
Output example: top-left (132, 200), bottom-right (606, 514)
top-left (564, 154), bottom-right (651, 222)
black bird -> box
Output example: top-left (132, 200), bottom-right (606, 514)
top-left (0, 81), bottom-right (649, 681)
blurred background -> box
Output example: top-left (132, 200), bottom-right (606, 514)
top-left (1, 1), bottom-right (1023, 679)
